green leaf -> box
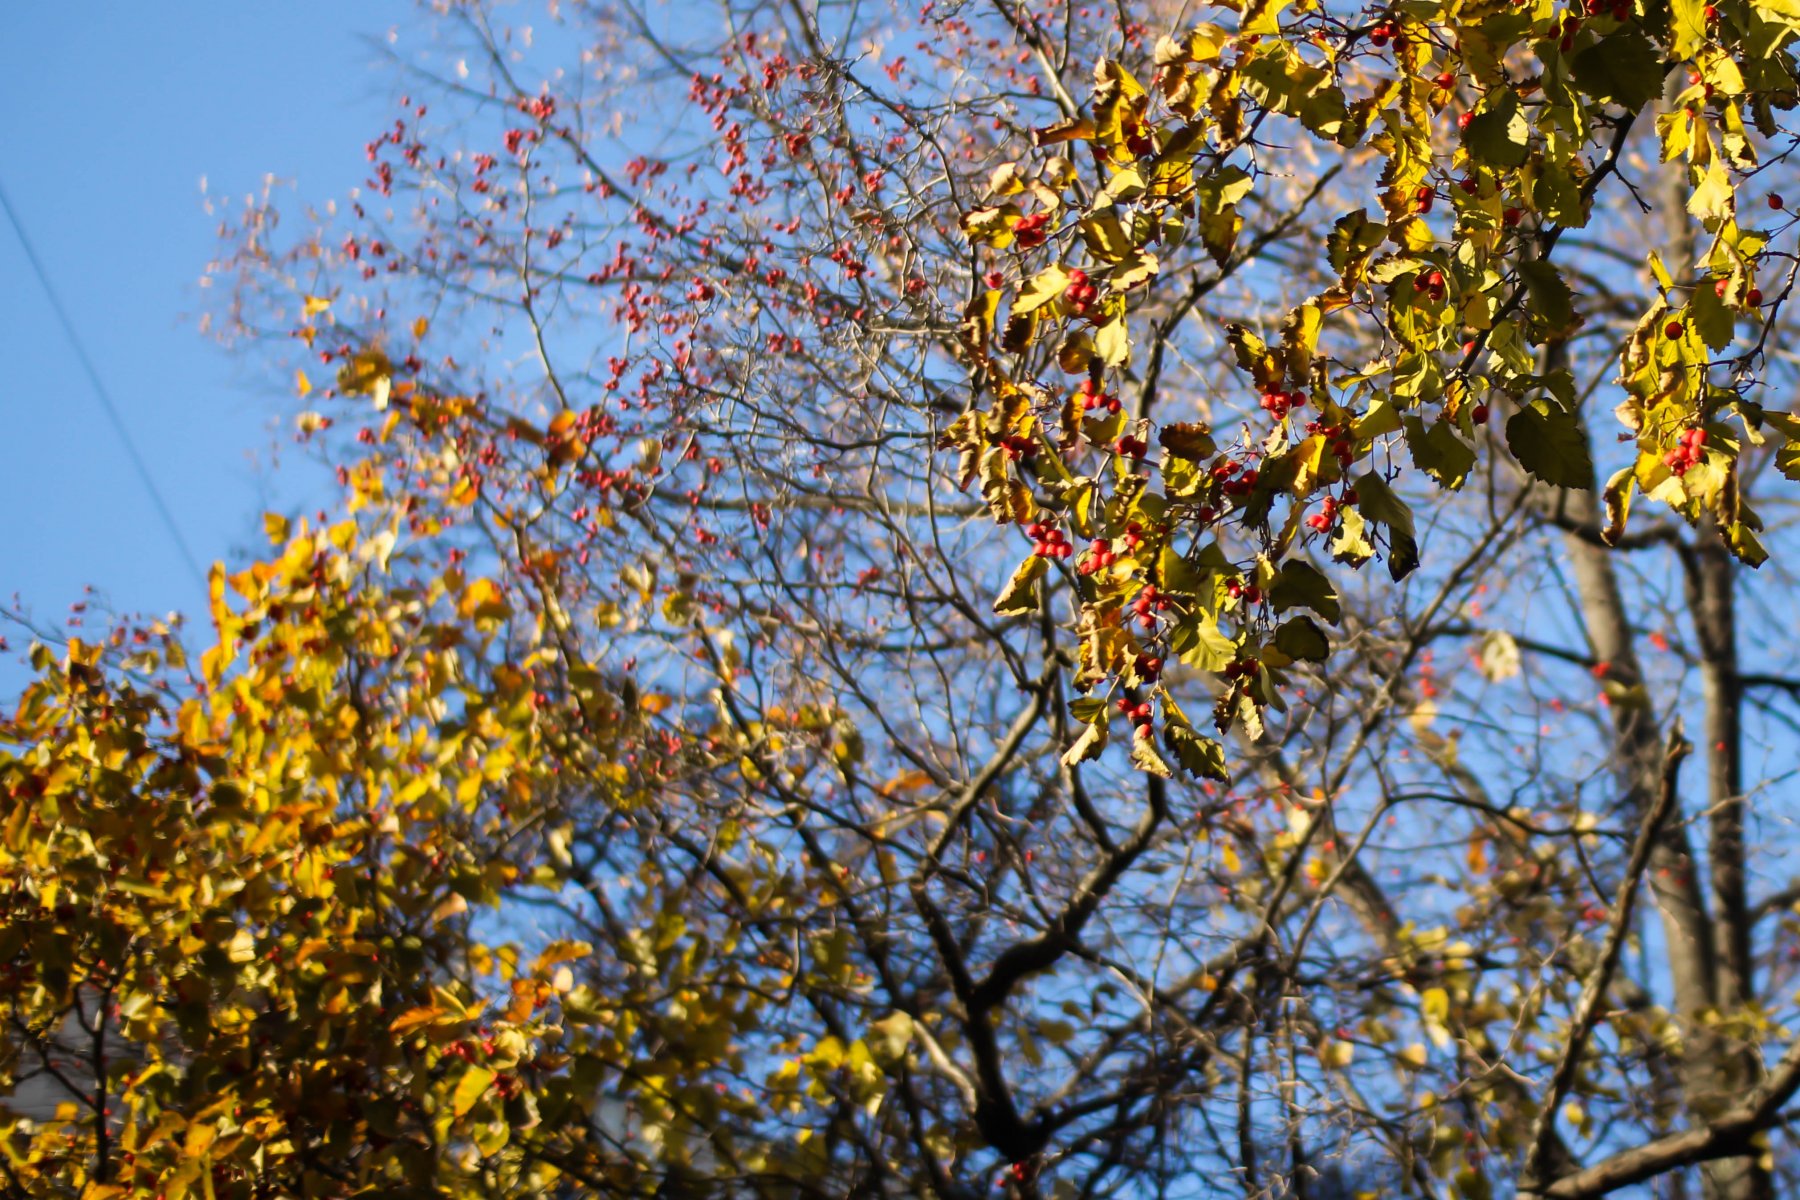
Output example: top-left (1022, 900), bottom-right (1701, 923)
top-left (1080, 213), bottom-right (1134, 262)
top-left (452, 1066), bottom-right (496, 1118)
top-left (1061, 719), bottom-right (1109, 766)
top-left (1571, 30), bottom-right (1664, 110)
top-left (1671, 0), bottom-right (1709, 56)
top-left (1015, 265), bottom-right (1072, 315)
top-left (1330, 505), bottom-right (1375, 565)
top-left (1273, 615), bottom-right (1331, 661)
top-left (1532, 159), bottom-right (1589, 228)
top-left (1689, 157), bottom-right (1735, 226)
top-left (1159, 422), bottom-right (1217, 460)
top-left (1130, 735), bottom-right (1174, 777)
top-left (1164, 723), bottom-right (1229, 782)
top-left (1095, 317), bottom-right (1132, 366)
top-left (1387, 529), bottom-right (1421, 581)
top-left (1505, 399), bottom-right (1596, 488)
top-left (1462, 90), bottom-right (1530, 168)
top-left (1689, 283), bottom-right (1737, 351)
top-left (1070, 697), bottom-right (1108, 724)
top-left (1327, 210), bottom-right (1388, 275)
top-left (1353, 471), bottom-right (1415, 537)
top-left (1403, 416), bottom-right (1477, 491)
top-left (1777, 438), bottom-right (1800, 482)
top-left (1269, 559), bottom-right (1341, 624)
top-left (1169, 613), bottom-right (1237, 671)
top-left (1727, 518), bottom-right (1769, 566)
top-left (993, 555), bottom-right (1048, 616)
top-left (1602, 465), bottom-right (1636, 544)
top-left (1518, 260), bottom-right (1575, 331)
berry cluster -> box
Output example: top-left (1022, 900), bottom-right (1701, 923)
top-left (1368, 18), bottom-right (1400, 45)
top-left (1013, 211), bottom-right (1051, 247)
top-left (1413, 183), bottom-right (1436, 215)
top-left (1222, 657), bottom-right (1262, 680)
top-left (1064, 268), bottom-right (1101, 316)
top-left (1713, 277), bottom-right (1764, 306)
top-left (1136, 654), bottom-right (1163, 681)
top-left (1260, 389), bottom-right (1308, 420)
top-left (998, 433), bottom-right (1038, 462)
top-left (1663, 427), bottom-right (1708, 477)
top-left (1128, 583), bottom-right (1170, 630)
top-left (1116, 694), bottom-right (1156, 739)
top-left (1078, 537), bottom-right (1119, 575)
top-left (1113, 434), bottom-right (1149, 460)
top-left (1412, 268), bottom-right (1447, 303)
top-left (1306, 495), bottom-right (1341, 533)
top-left (1215, 459), bottom-right (1260, 496)
top-left (1225, 578), bottom-right (1263, 605)
top-left (1300, 420), bottom-right (1359, 465)
top-left (1028, 522), bottom-right (1073, 558)
top-left (1079, 377), bottom-right (1122, 413)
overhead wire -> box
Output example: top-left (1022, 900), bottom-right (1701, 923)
top-left (0, 177), bottom-right (207, 589)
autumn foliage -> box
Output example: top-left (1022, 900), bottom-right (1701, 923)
top-left (9, 0), bottom-right (1800, 1196)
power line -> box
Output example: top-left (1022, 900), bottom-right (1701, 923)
top-left (0, 177), bottom-right (207, 589)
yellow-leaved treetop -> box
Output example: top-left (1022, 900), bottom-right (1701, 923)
top-left (13, 0), bottom-right (1800, 1194)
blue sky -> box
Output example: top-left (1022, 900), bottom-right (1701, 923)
top-left (0, 3), bottom-right (411, 683)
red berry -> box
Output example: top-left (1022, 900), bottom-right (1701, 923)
top-left (1471, 404), bottom-right (1490, 425)
top-left (1435, 71), bottom-right (1457, 89)
top-left (1704, 3), bottom-right (1718, 19)
top-left (1457, 111), bottom-right (1475, 130)
top-left (1770, 193), bottom-right (1785, 210)
top-left (1665, 319), bottom-right (1684, 338)
top-left (1748, 287), bottom-right (1764, 305)
top-left (1503, 206), bottom-right (1523, 227)
top-left (1715, 278), bottom-right (1731, 298)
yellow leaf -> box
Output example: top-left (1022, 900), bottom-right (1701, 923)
top-left (185, 1121), bottom-right (219, 1157)
top-left (451, 1066), bottom-right (495, 1117)
top-left (431, 893), bottom-right (470, 924)
top-left (458, 578), bottom-right (510, 623)
top-left (533, 940), bottom-right (594, 971)
top-left (413, 315), bottom-right (430, 339)
top-left (303, 295), bottom-right (332, 316)
top-left (389, 1006), bottom-right (446, 1036)
top-left (878, 769), bottom-right (934, 796)
top-left (295, 369), bottom-right (312, 398)
top-left (1319, 1039), bottom-right (1356, 1068)
top-left (226, 928), bottom-right (257, 964)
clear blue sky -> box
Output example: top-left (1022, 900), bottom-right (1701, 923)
top-left (0, 3), bottom-right (410, 682)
